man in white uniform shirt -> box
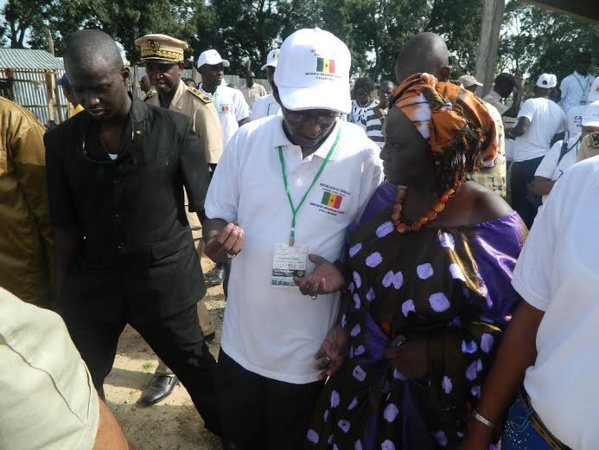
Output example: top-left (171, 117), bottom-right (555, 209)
top-left (198, 49), bottom-right (251, 288)
top-left (559, 52), bottom-right (595, 113)
top-left (458, 156), bottom-right (599, 450)
top-left (203, 28), bottom-right (383, 450)
top-left (566, 77), bottom-right (599, 136)
top-left (250, 49), bottom-right (281, 120)
top-left (506, 73), bottom-right (565, 227)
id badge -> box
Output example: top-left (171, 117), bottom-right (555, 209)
top-left (271, 243), bottom-right (308, 287)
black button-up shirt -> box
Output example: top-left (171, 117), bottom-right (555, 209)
top-left (45, 96), bottom-right (211, 316)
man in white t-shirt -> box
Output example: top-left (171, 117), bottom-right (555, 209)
top-left (559, 52), bottom-right (595, 113)
top-left (198, 49), bottom-right (251, 288)
top-left (250, 49), bottom-right (281, 120)
top-left (203, 28), bottom-right (383, 450)
top-left (459, 155), bottom-right (599, 450)
top-left (197, 49), bottom-right (250, 154)
top-left (506, 73), bottom-right (565, 227)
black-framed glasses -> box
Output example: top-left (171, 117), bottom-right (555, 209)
top-left (284, 109), bottom-right (341, 125)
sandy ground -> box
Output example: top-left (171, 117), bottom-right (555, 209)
top-left (104, 259), bottom-right (225, 450)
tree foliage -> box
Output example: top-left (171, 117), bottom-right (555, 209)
top-left (2, 0), bottom-right (599, 84)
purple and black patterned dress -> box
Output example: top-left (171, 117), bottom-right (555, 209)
top-left (305, 182), bottom-right (527, 450)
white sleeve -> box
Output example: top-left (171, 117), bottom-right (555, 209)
top-left (205, 131), bottom-right (242, 223)
top-left (355, 138), bottom-right (384, 220)
top-left (511, 177), bottom-right (560, 311)
top-left (535, 142), bottom-right (561, 178)
top-left (233, 91), bottom-right (250, 122)
top-left (517, 99), bottom-right (535, 121)
top-left (559, 77), bottom-right (570, 107)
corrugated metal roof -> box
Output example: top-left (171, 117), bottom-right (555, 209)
top-left (0, 49), bottom-right (63, 71)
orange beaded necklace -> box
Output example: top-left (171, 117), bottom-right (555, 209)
top-left (391, 186), bottom-right (456, 233)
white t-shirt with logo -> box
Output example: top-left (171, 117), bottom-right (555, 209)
top-left (513, 97), bottom-right (566, 162)
top-left (205, 117), bottom-right (383, 384)
top-left (566, 104), bottom-right (585, 136)
top-left (514, 156), bottom-right (599, 450)
top-left (534, 133), bottom-right (581, 203)
top-left (200, 82), bottom-right (250, 149)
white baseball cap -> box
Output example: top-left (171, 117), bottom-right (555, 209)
top-left (581, 101), bottom-right (599, 127)
top-left (458, 74), bottom-right (483, 88)
top-left (536, 73), bottom-right (557, 89)
top-left (197, 49), bottom-right (230, 68)
top-left (261, 49), bottom-right (280, 71)
top-left (587, 78), bottom-right (599, 103)
top-left (274, 28), bottom-right (351, 114)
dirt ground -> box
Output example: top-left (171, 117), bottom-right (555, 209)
top-left (105, 259), bottom-right (225, 450)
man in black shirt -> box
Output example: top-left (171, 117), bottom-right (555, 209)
top-left (45, 29), bottom-right (221, 438)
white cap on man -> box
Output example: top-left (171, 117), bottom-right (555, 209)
top-left (587, 78), bottom-right (599, 103)
top-left (261, 49), bottom-right (280, 71)
top-left (581, 101), bottom-right (599, 128)
top-left (536, 73), bottom-right (557, 89)
top-left (274, 28), bottom-right (351, 114)
top-left (458, 74), bottom-right (483, 89)
top-left (197, 49), bottom-right (230, 68)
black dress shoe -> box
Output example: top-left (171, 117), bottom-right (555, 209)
top-left (205, 265), bottom-right (225, 287)
top-left (138, 375), bottom-right (178, 406)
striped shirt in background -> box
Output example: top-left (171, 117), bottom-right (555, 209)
top-left (364, 106), bottom-right (387, 150)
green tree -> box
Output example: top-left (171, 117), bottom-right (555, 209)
top-left (498, 2), bottom-right (599, 85)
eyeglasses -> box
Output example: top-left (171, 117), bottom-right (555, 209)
top-left (80, 123), bottom-right (136, 165)
top-left (284, 109), bottom-right (341, 125)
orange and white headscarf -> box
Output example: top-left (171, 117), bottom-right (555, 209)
top-left (391, 73), bottom-right (498, 168)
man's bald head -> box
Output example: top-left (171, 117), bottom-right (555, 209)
top-left (64, 29), bottom-right (124, 73)
top-left (395, 32), bottom-right (450, 84)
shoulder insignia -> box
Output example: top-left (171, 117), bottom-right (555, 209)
top-left (187, 86), bottom-right (212, 104)
top-left (143, 90), bottom-right (156, 102)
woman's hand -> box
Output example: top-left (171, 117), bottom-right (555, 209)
top-left (384, 338), bottom-right (428, 379)
top-left (314, 325), bottom-right (348, 380)
top-left (294, 254), bottom-right (345, 298)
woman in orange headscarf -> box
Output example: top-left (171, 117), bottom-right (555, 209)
top-left (303, 74), bottom-right (527, 450)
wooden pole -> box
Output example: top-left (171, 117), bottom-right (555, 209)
top-left (475, 0), bottom-right (506, 97)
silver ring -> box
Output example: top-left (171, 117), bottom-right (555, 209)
top-left (311, 294), bottom-right (318, 300)
top-left (226, 251), bottom-right (238, 259)
top-left (323, 356), bottom-right (332, 364)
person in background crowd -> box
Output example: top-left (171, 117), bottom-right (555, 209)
top-left (458, 74), bottom-right (483, 93)
top-left (364, 80), bottom-right (395, 151)
top-left (198, 48), bottom-right (250, 290)
top-left (203, 28), bottom-right (383, 450)
top-left (305, 72), bottom-right (525, 450)
top-left (458, 156), bottom-right (599, 450)
top-left (134, 33), bottom-right (223, 407)
top-left (506, 73), bottom-right (565, 228)
top-left (565, 77), bottom-right (599, 137)
top-left (0, 68), bottom-right (15, 100)
top-left (394, 32), bottom-right (451, 84)
top-left (58, 74), bottom-right (85, 117)
top-left (183, 77), bottom-right (196, 87)
top-left (559, 52), bottom-right (595, 113)
top-left (139, 75), bottom-right (156, 101)
top-left (349, 76), bottom-right (377, 130)
top-left (531, 101), bottom-right (599, 204)
top-left (483, 73), bottom-right (522, 178)
top-left (240, 70), bottom-right (266, 109)
top-left (250, 49), bottom-right (280, 120)
top-left (0, 287), bottom-right (135, 450)
top-left (0, 96), bottom-right (53, 308)
top-left (45, 29), bottom-right (224, 442)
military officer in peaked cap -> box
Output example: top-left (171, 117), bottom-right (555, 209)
top-left (134, 33), bottom-right (223, 406)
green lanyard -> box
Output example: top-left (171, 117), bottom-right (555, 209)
top-left (278, 128), bottom-right (341, 246)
